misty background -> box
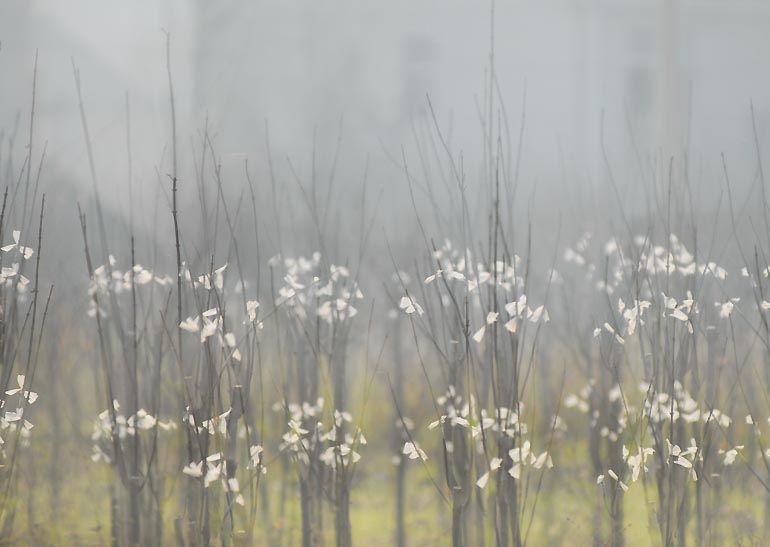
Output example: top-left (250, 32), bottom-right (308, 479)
top-left (1, 0), bottom-right (770, 294)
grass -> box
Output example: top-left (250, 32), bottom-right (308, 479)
top-left (7, 423), bottom-right (767, 546)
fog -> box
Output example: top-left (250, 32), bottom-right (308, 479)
top-left (3, 2), bottom-right (770, 228)
top-left (2, 3), bottom-right (770, 544)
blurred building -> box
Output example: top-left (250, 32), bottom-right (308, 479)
top-left (1, 0), bottom-right (769, 213)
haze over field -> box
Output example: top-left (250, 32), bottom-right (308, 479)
top-left (3, 2), bottom-right (770, 225)
top-left (0, 2), bottom-right (769, 546)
